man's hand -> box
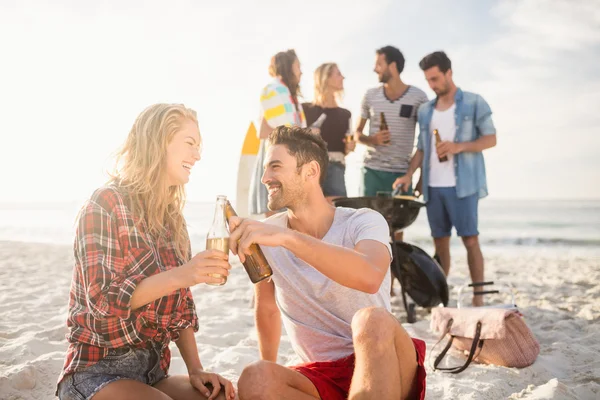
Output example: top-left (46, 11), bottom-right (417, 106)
top-left (369, 130), bottom-right (391, 146)
top-left (392, 174), bottom-right (412, 194)
top-left (228, 216), bottom-right (290, 263)
top-left (414, 176), bottom-right (423, 198)
top-left (437, 141), bottom-right (464, 159)
top-left (189, 368), bottom-right (235, 400)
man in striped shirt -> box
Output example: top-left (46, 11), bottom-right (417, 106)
top-left (356, 46), bottom-right (428, 200)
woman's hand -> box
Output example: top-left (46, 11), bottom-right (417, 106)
top-left (174, 250), bottom-right (231, 287)
top-left (189, 368), bottom-right (236, 400)
top-left (344, 136), bottom-right (356, 153)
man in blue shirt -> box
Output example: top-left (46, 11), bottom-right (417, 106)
top-left (393, 51), bottom-right (497, 306)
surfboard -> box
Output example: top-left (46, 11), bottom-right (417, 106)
top-left (235, 122), bottom-right (260, 218)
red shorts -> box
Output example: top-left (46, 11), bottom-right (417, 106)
top-left (290, 338), bottom-right (426, 400)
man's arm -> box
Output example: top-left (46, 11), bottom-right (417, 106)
top-left (254, 279), bottom-right (281, 362)
top-left (282, 234), bottom-right (390, 294)
top-left (444, 93), bottom-right (497, 154)
top-left (229, 217), bottom-right (391, 295)
top-left (437, 134), bottom-right (496, 159)
top-left (460, 134), bottom-right (496, 152)
top-left (405, 149), bottom-right (424, 178)
top-left (355, 117), bottom-right (372, 145)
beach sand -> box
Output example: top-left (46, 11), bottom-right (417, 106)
top-left (0, 241), bottom-right (598, 399)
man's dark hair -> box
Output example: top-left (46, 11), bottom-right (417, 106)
top-left (419, 51), bottom-right (452, 73)
top-left (376, 46), bottom-right (405, 73)
top-left (268, 126), bottom-right (329, 185)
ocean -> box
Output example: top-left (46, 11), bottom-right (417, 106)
top-left (1, 199), bottom-right (598, 256)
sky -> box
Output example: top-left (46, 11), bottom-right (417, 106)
top-left (0, 0), bottom-right (599, 203)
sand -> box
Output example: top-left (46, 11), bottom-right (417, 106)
top-left (0, 241), bottom-right (598, 399)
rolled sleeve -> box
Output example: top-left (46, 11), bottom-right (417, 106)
top-left (76, 201), bottom-right (140, 320)
top-left (181, 289), bottom-right (199, 332)
top-left (168, 289), bottom-right (199, 341)
top-left (416, 104), bottom-right (428, 151)
top-left (417, 129), bottom-right (425, 151)
top-left (475, 95), bottom-right (496, 136)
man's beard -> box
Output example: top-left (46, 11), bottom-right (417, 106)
top-left (379, 70), bottom-right (391, 83)
top-left (266, 182), bottom-right (286, 211)
top-left (434, 80), bottom-right (450, 96)
top-left (266, 179), bottom-right (303, 211)
top-left (267, 191), bottom-right (285, 211)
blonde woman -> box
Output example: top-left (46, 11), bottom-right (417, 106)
top-left (249, 49), bottom-right (307, 217)
top-left (302, 63), bottom-right (355, 202)
top-left (57, 104), bottom-right (235, 400)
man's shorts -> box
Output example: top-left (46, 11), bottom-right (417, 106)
top-left (289, 338), bottom-right (426, 400)
top-left (426, 186), bottom-right (479, 238)
top-left (360, 167), bottom-right (413, 197)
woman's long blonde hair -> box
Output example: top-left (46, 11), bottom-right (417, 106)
top-left (110, 103), bottom-right (199, 260)
top-left (313, 63), bottom-right (342, 107)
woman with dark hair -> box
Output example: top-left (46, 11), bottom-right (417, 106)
top-left (303, 63), bottom-right (355, 202)
top-left (249, 49), bottom-right (307, 217)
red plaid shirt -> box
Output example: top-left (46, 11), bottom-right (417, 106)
top-left (58, 186), bottom-right (198, 385)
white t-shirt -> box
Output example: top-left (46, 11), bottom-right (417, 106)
top-left (260, 207), bottom-right (393, 363)
top-left (429, 104), bottom-right (457, 187)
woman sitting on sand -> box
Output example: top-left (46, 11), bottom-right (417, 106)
top-left (57, 104), bottom-right (235, 400)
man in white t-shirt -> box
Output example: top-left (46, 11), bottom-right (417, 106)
top-left (393, 51), bottom-right (497, 307)
top-left (230, 126), bottom-right (426, 400)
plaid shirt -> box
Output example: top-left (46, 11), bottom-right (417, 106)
top-left (58, 186), bottom-right (199, 385)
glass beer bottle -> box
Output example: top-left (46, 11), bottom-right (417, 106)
top-left (380, 112), bottom-right (390, 144)
top-left (433, 129), bottom-right (448, 162)
top-left (224, 201), bottom-right (273, 283)
top-left (205, 195), bottom-right (230, 286)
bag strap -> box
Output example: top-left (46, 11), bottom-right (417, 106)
top-left (433, 321), bottom-right (483, 374)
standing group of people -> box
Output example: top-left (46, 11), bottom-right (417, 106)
top-left (250, 46), bottom-right (497, 305)
top-left (56, 44), bottom-right (496, 400)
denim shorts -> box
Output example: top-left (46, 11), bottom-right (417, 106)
top-left (426, 186), bottom-right (479, 237)
top-left (322, 161), bottom-right (347, 197)
top-left (57, 343), bottom-right (167, 400)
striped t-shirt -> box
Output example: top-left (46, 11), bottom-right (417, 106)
top-left (361, 85), bottom-right (428, 172)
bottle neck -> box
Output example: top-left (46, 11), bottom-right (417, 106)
top-left (208, 198), bottom-right (228, 238)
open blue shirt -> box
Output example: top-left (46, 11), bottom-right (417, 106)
top-left (417, 88), bottom-right (496, 202)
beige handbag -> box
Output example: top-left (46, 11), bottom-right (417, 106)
top-left (430, 282), bottom-right (539, 373)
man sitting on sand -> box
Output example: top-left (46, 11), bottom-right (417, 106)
top-left (228, 126), bottom-right (426, 400)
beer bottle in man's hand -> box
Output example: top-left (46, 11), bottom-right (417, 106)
top-left (225, 201), bottom-right (273, 284)
top-left (433, 129), bottom-right (448, 162)
top-left (380, 112), bottom-right (390, 144)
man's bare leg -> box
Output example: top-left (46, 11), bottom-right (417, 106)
top-left (433, 236), bottom-right (451, 276)
top-left (462, 235), bottom-right (484, 307)
top-left (349, 307), bottom-right (418, 400)
top-left (238, 360), bottom-right (320, 400)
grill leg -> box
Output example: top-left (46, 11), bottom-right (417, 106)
top-left (402, 286), bottom-right (417, 323)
